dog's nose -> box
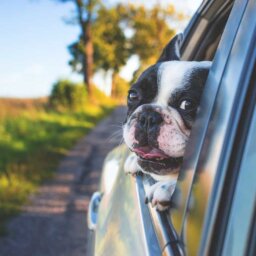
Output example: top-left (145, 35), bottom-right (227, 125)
top-left (138, 111), bottom-right (163, 130)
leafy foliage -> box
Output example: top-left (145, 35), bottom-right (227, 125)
top-left (67, 3), bottom-right (178, 82)
top-left (68, 40), bottom-right (84, 73)
top-left (112, 74), bottom-right (130, 100)
top-left (93, 5), bottom-right (129, 73)
top-left (127, 4), bottom-right (176, 67)
top-left (49, 80), bottom-right (87, 111)
top-left (57, 1), bottom-right (182, 96)
top-left (56, 0), bottom-right (102, 95)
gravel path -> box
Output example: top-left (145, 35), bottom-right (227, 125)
top-left (0, 106), bottom-right (126, 256)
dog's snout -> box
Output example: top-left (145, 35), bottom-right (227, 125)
top-left (138, 111), bottom-right (163, 130)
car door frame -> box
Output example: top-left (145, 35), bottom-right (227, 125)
top-left (167, 0), bottom-right (256, 255)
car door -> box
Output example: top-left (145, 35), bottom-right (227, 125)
top-left (93, 145), bottom-right (163, 255)
top-left (169, 0), bottom-right (256, 255)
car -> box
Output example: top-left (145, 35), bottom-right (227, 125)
top-left (87, 0), bottom-right (256, 255)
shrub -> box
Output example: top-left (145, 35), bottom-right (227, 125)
top-left (49, 80), bottom-right (87, 111)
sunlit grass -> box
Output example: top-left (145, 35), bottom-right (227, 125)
top-left (0, 98), bottom-right (116, 235)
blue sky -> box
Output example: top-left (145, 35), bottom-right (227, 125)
top-left (0, 0), bottom-right (201, 98)
top-left (0, 0), bottom-right (80, 98)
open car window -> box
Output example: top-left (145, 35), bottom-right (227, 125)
top-left (221, 64), bottom-right (256, 256)
top-left (138, 0), bottom-right (256, 255)
top-left (169, 0), bottom-right (256, 255)
top-left (138, 0), bottom-right (235, 254)
top-left (181, 0), bottom-right (234, 61)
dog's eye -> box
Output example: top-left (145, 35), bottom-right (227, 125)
top-left (128, 90), bottom-right (139, 102)
top-left (179, 100), bottom-right (196, 111)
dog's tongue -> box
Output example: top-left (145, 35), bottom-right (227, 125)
top-left (133, 146), bottom-right (169, 159)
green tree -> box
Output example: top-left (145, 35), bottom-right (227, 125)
top-left (92, 4), bottom-right (129, 96)
top-left (127, 4), bottom-right (176, 68)
top-left (65, 3), bottom-right (179, 96)
top-left (57, 0), bottom-right (101, 96)
top-left (113, 74), bottom-right (130, 100)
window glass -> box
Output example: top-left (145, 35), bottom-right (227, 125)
top-left (221, 103), bottom-right (256, 255)
top-left (167, 0), bottom-right (254, 254)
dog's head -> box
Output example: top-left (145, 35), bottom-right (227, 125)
top-left (123, 34), bottom-right (211, 177)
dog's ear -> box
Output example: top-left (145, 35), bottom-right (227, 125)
top-left (157, 33), bottom-right (183, 62)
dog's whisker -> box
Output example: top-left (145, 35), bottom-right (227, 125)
top-left (117, 138), bottom-right (124, 147)
top-left (106, 124), bottom-right (123, 128)
top-left (107, 130), bottom-right (122, 139)
top-left (107, 121), bottom-right (124, 127)
top-left (106, 130), bottom-right (124, 145)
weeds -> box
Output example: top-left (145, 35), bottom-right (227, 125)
top-left (0, 98), bottom-right (116, 235)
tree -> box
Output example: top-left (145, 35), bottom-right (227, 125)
top-left (69, 4), bottom-right (130, 97)
top-left (127, 4), bottom-right (176, 68)
top-left (57, 0), bottom-right (101, 96)
top-left (92, 4), bottom-right (129, 96)
top-left (65, 2), bottom-right (180, 96)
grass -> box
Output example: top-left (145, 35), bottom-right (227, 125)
top-left (0, 97), bottom-right (117, 235)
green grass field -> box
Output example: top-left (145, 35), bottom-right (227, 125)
top-left (0, 97), bottom-right (116, 235)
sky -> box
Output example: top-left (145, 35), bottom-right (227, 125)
top-left (0, 0), bottom-right (202, 98)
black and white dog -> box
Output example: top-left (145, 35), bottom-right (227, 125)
top-left (123, 34), bottom-right (211, 211)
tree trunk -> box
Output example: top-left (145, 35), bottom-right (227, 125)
top-left (111, 71), bottom-right (117, 98)
top-left (84, 23), bottom-right (93, 96)
top-left (75, 0), bottom-right (94, 97)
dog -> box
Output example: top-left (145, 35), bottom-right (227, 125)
top-left (123, 34), bottom-right (211, 211)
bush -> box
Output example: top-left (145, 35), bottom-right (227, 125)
top-left (49, 80), bottom-right (87, 111)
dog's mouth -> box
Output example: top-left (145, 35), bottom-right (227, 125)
top-left (132, 146), bottom-right (183, 173)
top-left (133, 146), bottom-right (169, 160)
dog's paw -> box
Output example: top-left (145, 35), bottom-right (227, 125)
top-left (145, 180), bottom-right (176, 211)
top-left (124, 153), bottom-right (139, 177)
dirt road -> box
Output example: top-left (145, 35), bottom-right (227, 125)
top-left (0, 106), bottom-right (126, 256)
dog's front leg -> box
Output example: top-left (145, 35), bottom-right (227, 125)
top-left (145, 180), bottom-right (176, 211)
top-left (124, 153), bottom-right (140, 176)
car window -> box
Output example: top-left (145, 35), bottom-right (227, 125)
top-left (132, 1), bottom-right (236, 255)
top-left (222, 85), bottom-right (256, 256)
top-left (169, 0), bottom-right (238, 239)
top-left (181, 0), bottom-right (234, 61)
top-left (168, 0), bottom-right (255, 255)
top-left (171, 1), bottom-right (255, 255)
top-left (138, 0), bottom-right (235, 254)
